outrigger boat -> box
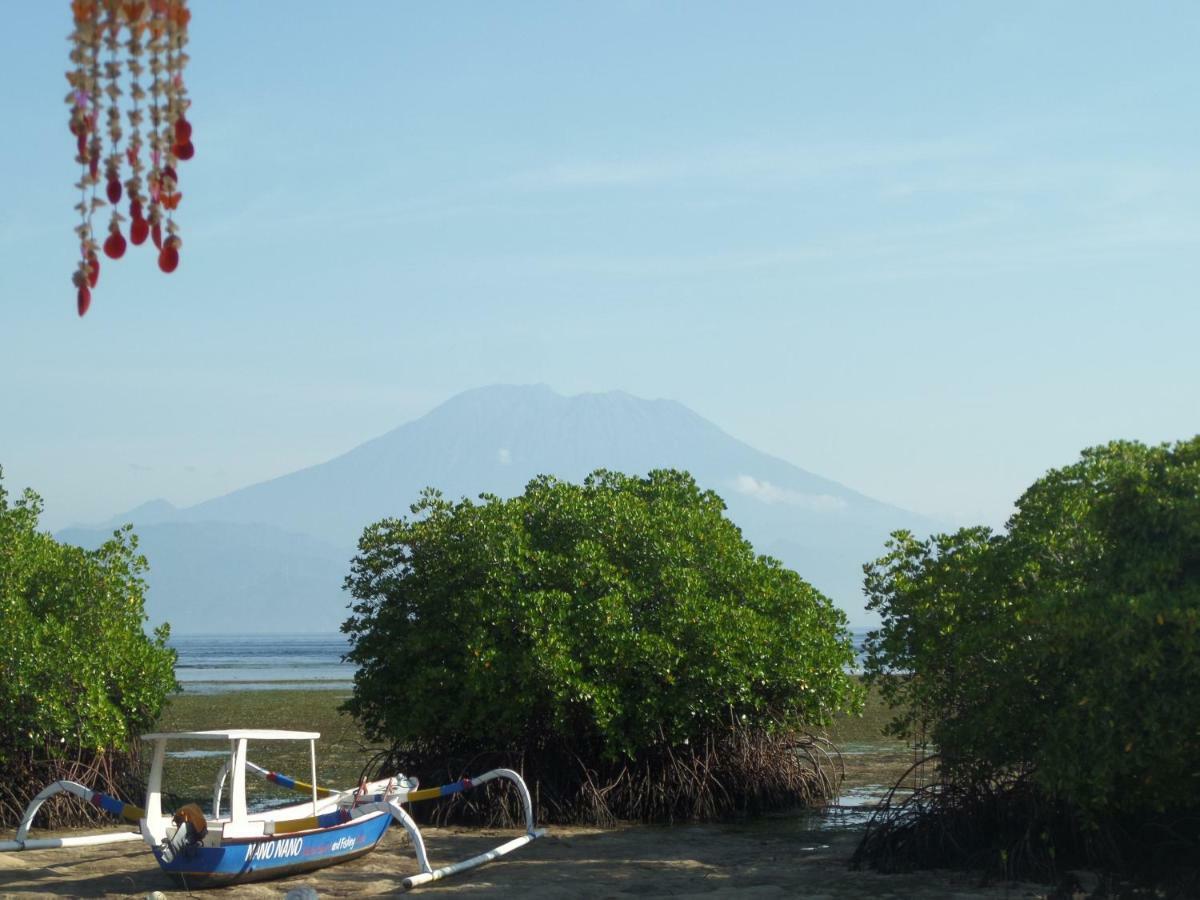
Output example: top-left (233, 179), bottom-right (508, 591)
top-left (0, 729), bottom-right (545, 889)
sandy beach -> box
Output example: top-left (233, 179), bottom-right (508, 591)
top-left (0, 818), bottom-right (1053, 899)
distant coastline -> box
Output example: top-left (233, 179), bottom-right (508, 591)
top-left (169, 632), bottom-right (354, 694)
top-left (169, 629), bottom-right (871, 694)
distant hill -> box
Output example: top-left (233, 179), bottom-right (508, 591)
top-left (56, 521), bottom-right (351, 634)
top-left (61, 385), bottom-right (938, 631)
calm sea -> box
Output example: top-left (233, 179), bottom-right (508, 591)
top-left (170, 629), bottom-right (872, 694)
top-left (170, 633), bottom-right (354, 694)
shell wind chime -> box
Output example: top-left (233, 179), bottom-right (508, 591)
top-left (67, 0), bottom-right (192, 316)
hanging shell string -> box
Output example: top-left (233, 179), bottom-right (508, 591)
top-left (68, 0), bottom-right (191, 313)
top-left (170, 0), bottom-right (193, 162)
top-left (102, 0), bottom-right (127, 262)
top-left (124, 1), bottom-right (150, 248)
top-left (84, 3), bottom-right (103, 304)
top-left (68, 0), bottom-right (101, 314)
top-left (146, 0), bottom-right (166, 254)
top-left (158, 0), bottom-right (191, 274)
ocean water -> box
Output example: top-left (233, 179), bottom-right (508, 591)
top-left (170, 633), bottom-right (355, 694)
top-left (171, 628), bottom-right (872, 694)
top-left (851, 627), bottom-right (869, 656)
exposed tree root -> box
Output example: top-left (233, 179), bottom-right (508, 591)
top-left (1, 746), bottom-right (144, 831)
top-left (362, 725), bottom-right (843, 826)
top-left (852, 760), bottom-right (1200, 899)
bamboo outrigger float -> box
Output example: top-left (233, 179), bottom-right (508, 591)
top-left (0, 729), bottom-right (545, 890)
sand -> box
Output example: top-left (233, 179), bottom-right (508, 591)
top-left (0, 819), bottom-right (1051, 899)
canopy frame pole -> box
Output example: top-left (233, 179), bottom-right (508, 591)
top-left (310, 739), bottom-right (319, 816)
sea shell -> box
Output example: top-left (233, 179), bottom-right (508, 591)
top-left (103, 229), bottom-right (127, 259)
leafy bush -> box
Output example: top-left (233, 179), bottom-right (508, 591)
top-left (343, 469), bottom-right (860, 823)
top-left (0, 471), bottom-right (176, 827)
top-left (859, 438), bottom-right (1200, 879)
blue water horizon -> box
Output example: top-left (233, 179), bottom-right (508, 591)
top-left (170, 628), bottom-right (872, 694)
top-left (169, 632), bottom-right (355, 694)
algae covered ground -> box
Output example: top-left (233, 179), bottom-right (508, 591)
top-left (152, 681), bottom-right (921, 815)
top-left (824, 684), bottom-right (932, 808)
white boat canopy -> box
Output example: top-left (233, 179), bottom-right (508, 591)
top-left (141, 730), bottom-right (320, 741)
top-left (141, 730), bottom-right (325, 839)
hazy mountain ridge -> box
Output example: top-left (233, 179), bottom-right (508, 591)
top-left (57, 520), bottom-right (352, 634)
top-left (61, 385), bottom-right (937, 631)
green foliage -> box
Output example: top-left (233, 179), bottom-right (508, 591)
top-left (863, 438), bottom-right (1200, 820)
top-left (343, 469), bottom-right (860, 819)
top-left (0, 470), bottom-right (177, 776)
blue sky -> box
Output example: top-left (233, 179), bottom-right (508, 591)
top-left (1, 1), bottom-right (1198, 532)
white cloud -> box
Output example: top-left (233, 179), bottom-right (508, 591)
top-left (732, 475), bottom-right (847, 511)
top-left (497, 448), bottom-right (512, 465)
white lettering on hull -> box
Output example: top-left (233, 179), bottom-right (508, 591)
top-left (243, 837), bottom-right (304, 862)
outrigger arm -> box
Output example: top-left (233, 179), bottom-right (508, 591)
top-left (0, 780), bottom-right (142, 851)
top-left (380, 768), bottom-right (547, 890)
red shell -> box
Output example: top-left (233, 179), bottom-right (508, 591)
top-left (106, 178), bottom-right (122, 204)
top-left (103, 230), bottom-right (127, 259)
top-left (89, 156), bottom-right (99, 179)
top-left (87, 250), bottom-right (100, 288)
top-left (157, 244), bottom-right (179, 273)
top-left (174, 117), bottom-right (192, 143)
top-left (162, 165), bottom-right (178, 185)
top-left (151, 221), bottom-right (163, 249)
top-left (77, 284), bottom-right (91, 317)
top-left (173, 141), bottom-right (195, 161)
top-left (130, 216), bottom-right (149, 245)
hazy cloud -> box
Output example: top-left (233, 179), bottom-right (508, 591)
top-left (497, 448), bottom-right (512, 465)
top-left (733, 474), bottom-right (847, 511)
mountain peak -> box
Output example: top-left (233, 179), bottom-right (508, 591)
top-left (78, 385), bottom-right (935, 626)
top-left (426, 384), bottom-right (706, 425)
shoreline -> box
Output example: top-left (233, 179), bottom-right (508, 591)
top-left (176, 679), bottom-right (353, 694)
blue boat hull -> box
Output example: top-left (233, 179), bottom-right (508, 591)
top-left (154, 811), bottom-right (391, 887)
